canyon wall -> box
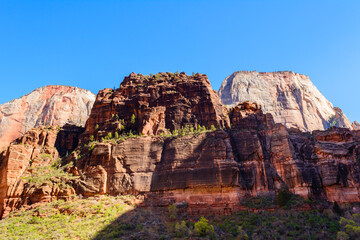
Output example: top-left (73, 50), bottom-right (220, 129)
top-left (218, 71), bottom-right (352, 132)
top-left (0, 125), bottom-right (83, 218)
top-left (1, 72), bottom-right (360, 217)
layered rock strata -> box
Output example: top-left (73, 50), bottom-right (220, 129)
top-left (71, 101), bottom-right (360, 215)
top-left (2, 72), bottom-right (360, 217)
top-left (82, 72), bottom-right (229, 141)
top-left (218, 71), bottom-right (352, 131)
top-left (0, 125), bottom-right (83, 218)
top-left (0, 85), bottom-right (95, 150)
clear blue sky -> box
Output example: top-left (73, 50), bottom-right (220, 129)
top-left (1, 0), bottom-right (360, 121)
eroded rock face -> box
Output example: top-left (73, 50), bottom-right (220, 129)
top-left (69, 101), bottom-right (360, 215)
top-left (218, 71), bottom-right (352, 131)
top-left (2, 72), bottom-right (360, 217)
top-left (82, 72), bottom-right (229, 141)
top-left (0, 85), bottom-right (95, 150)
top-left (0, 125), bottom-right (83, 218)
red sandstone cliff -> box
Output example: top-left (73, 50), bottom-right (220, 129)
top-left (1, 73), bottom-right (360, 217)
top-left (0, 85), bottom-right (95, 150)
top-left (0, 125), bottom-right (83, 218)
top-left (82, 72), bottom-right (229, 141)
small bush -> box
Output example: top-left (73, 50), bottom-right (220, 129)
top-left (168, 204), bottom-right (176, 221)
top-left (337, 231), bottom-right (350, 240)
top-left (130, 114), bottom-right (136, 125)
top-left (106, 132), bottom-right (112, 139)
top-left (174, 220), bottom-right (189, 237)
top-left (194, 216), bottom-right (214, 237)
top-left (23, 161), bottom-right (78, 189)
top-left (90, 144), bottom-right (95, 152)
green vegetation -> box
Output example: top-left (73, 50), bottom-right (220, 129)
top-left (214, 210), bottom-right (339, 239)
top-left (168, 204), bottom-right (177, 220)
top-left (0, 192), bottom-right (346, 240)
top-left (130, 114), bottom-right (136, 125)
top-left (329, 114), bottom-right (338, 128)
top-left (242, 190), bottom-right (307, 210)
top-left (95, 123), bottom-right (216, 145)
top-left (161, 124), bottom-right (216, 139)
top-left (89, 135), bottom-right (94, 142)
top-left (194, 216), bottom-right (215, 237)
top-left (338, 214), bottom-right (360, 239)
top-left (22, 160), bottom-right (78, 189)
top-left (0, 196), bottom-right (135, 240)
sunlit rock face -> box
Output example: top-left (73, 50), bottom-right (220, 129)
top-left (71, 100), bottom-right (360, 214)
top-left (218, 71), bottom-right (352, 132)
top-left (0, 85), bottom-right (95, 150)
top-left (81, 72), bottom-right (230, 142)
top-left (0, 125), bottom-right (83, 218)
top-left (2, 72), bottom-right (360, 217)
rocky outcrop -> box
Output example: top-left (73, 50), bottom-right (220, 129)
top-left (0, 125), bottom-right (83, 218)
top-left (82, 72), bottom-right (229, 141)
top-left (0, 85), bottom-right (95, 150)
top-left (218, 71), bottom-right (353, 132)
top-left (352, 121), bottom-right (360, 130)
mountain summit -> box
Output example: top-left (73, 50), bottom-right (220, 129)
top-left (0, 85), bottom-right (95, 150)
top-left (218, 71), bottom-right (352, 131)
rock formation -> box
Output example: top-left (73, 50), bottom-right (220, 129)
top-left (0, 125), bottom-right (83, 218)
top-left (218, 71), bottom-right (352, 132)
top-left (2, 72), bottom-right (360, 217)
top-left (0, 85), bottom-right (95, 150)
top-left (82, 72), bottom-right (229, 142)
top-left (71, 100), bottom-right (360, 215)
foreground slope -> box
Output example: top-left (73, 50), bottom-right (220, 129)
top-left (0, 85), bottom-right (95, 150)
top-left (218, 71), bottom-right (352, 131)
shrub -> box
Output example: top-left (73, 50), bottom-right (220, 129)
top-left (168, 204), bottom-right (177, 220)
top-left (194, 216), bottom-right (214, 237)
top-left (174, 220), bottom-right (189, 237)
top-left (23, 161), bottom-right (78, 189)
top-left (127, 130), bottom-right (136, 138)
top-left (106, 132), bottom-right (112, 139)
top-left (339, 216), bottom-right (360, 239)
top-left (337, 231), bottom-right (350, 240)
top-left (329, 115), bottom-right (338, 128)
top-left (90, 144), bottom-right (95, 152)
top-left (172, 129), bottom-right (179, 137)
top-left (89, 135), bottom-right (95, 142)
top-left (237, 226), bottom-right (249, 240)
top-left (130, 114), bottom-right (136, 125)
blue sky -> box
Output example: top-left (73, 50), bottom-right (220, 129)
top-left (1, 0), bottom-right (360, 121)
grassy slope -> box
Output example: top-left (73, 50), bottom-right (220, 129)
top-left (0, 196), bottom-right (135, 240)
top-left (0, 194), bottom-right (345, 240)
